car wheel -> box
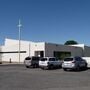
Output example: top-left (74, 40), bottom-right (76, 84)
top-left (63, 68), bottom-right (67, 71)
top-left (85, 63), bottom-right (87, 68)
top-left (32, 64), bottom-right (36, 68)
top-left (49, 65), bottom-right (54, 69)
top-left (34, 64), bottom-right (37, 68)
top-left (41, 67), bottom-right (45, 70)
top-left (76, 66), bottom-right (80, 71)
top-left (59, 65), bottom-right (62, 68)
top-left (26, 66), bottom-right (30, 68)
top-left (83, 63), bottom-right (87, 70)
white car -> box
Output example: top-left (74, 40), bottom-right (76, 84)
top-left (39, 57), bottom-right (62, 70)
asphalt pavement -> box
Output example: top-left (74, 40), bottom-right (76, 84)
top-left (0, 64), bottom-right (90, 90)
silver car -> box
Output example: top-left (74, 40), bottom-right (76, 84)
top-left (62, 56), bottom-right (87, 71)
top-left (39, 57), bottom-right (62, 70)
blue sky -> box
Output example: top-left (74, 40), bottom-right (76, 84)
top-left (0, 0), bottom-right (90, 45)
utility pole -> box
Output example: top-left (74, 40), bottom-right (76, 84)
top-left (29, 43), bottom-right (30, 57)
top-left (18, 19), bottom-right (22, 63)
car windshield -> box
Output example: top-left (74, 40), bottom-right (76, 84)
top-left (64, 58), bottom-right (73, 61)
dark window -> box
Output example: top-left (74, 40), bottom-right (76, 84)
top-left (49, 58), bottom-right (56, 61)
top-left (32, 57), bottom-right (40, 61)
top-left (25, 57), bottom-right (31, 60)
top-left (64, 58), bottom-right (73, 61)
top-left (75, 57), bottom-right (82, 61)
top-left (40, 58), bottom-right (47, 61)
top-left (35, 51), bottom-right (44, 57)
top-left (54, 51), bottom-right (71, 59)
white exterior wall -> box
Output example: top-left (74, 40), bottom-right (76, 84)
top-left (82, 57), bottom-right (90, 67)
top-left (45, 43), bottom-right (83, 57)
top-left (2, 39), bottom-right (30, 62)
top-left (30, 42), bottom-right (45, 56)
top-left (1, 38), bottom-right (45, 63)
top-left (0, 46), bottom-right (2, 62)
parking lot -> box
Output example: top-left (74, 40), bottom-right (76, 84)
top-left (0, 64), bottom-right (90, 90)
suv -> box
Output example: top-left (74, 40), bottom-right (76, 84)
top-left (62, 56), bottom-right (87, 71)
top-left (24, 56), bottom-right (40, 68)
top-left (39, 57), bottom-right (62, 70)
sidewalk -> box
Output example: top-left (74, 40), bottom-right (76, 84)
top-left (0, 62), bottom-right (24, 66)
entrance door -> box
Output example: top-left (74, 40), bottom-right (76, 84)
top-left (35, 51), bottom-right (44, 57)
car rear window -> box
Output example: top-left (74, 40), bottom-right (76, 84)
top-left (40, 58), bottom-right (47, 61)
top-left (64, 58), bottom-right (73, 61)
top-left (49, 58), bottom-right (56, 61)
top-left (32, 57), bottom-right (40, 61)
top-left (25, 57), bottom-right (31, 60)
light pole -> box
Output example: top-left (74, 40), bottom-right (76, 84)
top-left (29, 43), bottom-right (30, 57)
top-left (18, 19), bottom-right (22, 63)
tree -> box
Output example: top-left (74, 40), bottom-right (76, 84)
top-left (64, 40), bottom-right (78, 45)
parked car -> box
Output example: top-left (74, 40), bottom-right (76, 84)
top-left (24, 56), bottom-right (40, 68)
top-left (39, 57), bottom-right (62, 70)
top-left (62, 56), bottom-right (87, 71)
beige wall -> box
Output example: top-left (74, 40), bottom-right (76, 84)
top-left (84, 46), bottom-right (90, 57)
top-left (71, 44), bottom-right (90, 57)
top-left (45, 43), bottom-right (83, 57)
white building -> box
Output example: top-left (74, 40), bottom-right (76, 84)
top-left (0, 38), bottom-right (90, 63)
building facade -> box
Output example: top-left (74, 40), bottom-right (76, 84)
top-left (0, 38), bottom-right (90, 63)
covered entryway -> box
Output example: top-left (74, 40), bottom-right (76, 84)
top-left (35, 51), bottom-right (44, 57)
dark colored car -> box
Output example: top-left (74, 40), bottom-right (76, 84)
top-left (24, 56), bottom-right (40, 68)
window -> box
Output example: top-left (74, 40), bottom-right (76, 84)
top-left (35, 51), bottom-right (44, 57)
top-left (54, 51), bottom-right (71, 59)
top-left (25, 57), bottom-right (31, 60)
top-left (64, 58), bottom-right (73, 61)
top-left (41, 58), bottom-right (47, 61)
top-left (32, 57), bottom-right (40, 61)
top-left (49, 58), bottom-right (55, 61)
top-left (75, 57), bottom-right (82, 61)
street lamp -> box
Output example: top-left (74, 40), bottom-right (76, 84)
top-left (18, 19), bottom-right (22, 63)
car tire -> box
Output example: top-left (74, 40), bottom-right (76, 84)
top-left (32, 64), bottom-right (36, 68)
top-left (63, 68), bottom-right (67, 71)
top-left (83, 63), bottom-right (87, 70)
top-left (26, 66), bottom-right (30, 68)
top-left (41, 67), bottom-right (46, 70)
top-left (49, 65), bottom-right (54, 69)
top-left (85, 63), bottom-right (87, 68)
top-left (76, 66), bottom-right (80, 71)
top-left (59, 65), bottom-right (62, 68)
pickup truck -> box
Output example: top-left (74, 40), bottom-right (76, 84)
top-left (39, 57), bottom-right (62, 70)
